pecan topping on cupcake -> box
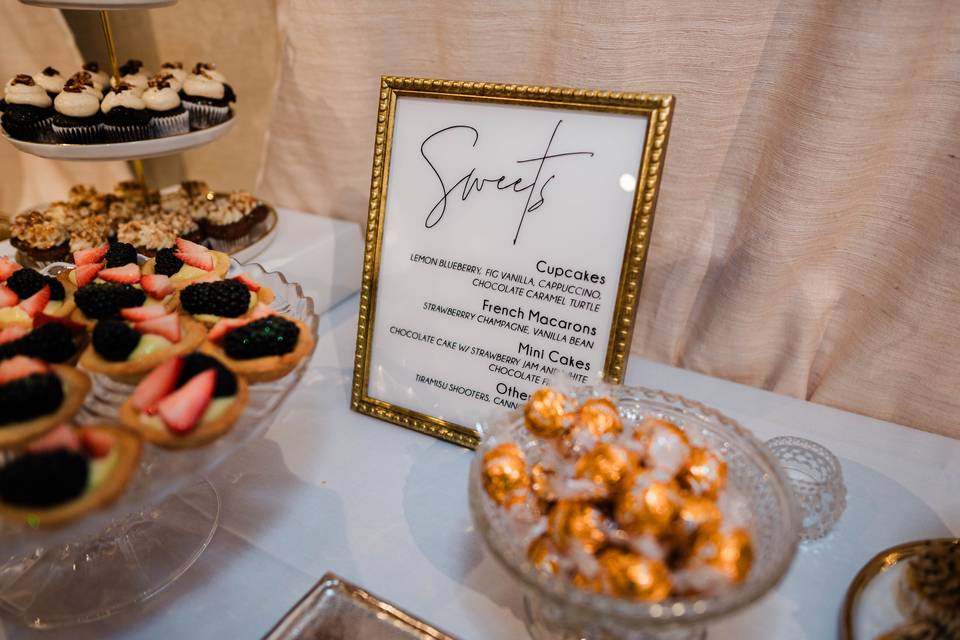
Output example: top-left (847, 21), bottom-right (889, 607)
top-left (11, 74), bottom-right (35, 86)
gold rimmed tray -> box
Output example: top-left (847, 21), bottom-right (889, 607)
top-left (264, 573), bottom-right (457, 640)
top-left (841, 538), bottom-right (959, 639)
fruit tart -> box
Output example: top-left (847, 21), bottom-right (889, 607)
top-left (141, 238), bottom-right (229, 289)
top-left (0, 321), bottom-right (85, 364)
top-left (79, 311), bottom-right (206, 382)
top-left (201, 304), bottom-right (314, 382)
top-left (119, 352), bottom-right (248, 448)
top-left (179, 276), bottom-right (272, 327)
top-left (0, 260), bottom-right (76, 326)
top-left (0, 356), bottom-right (91, 448)
top-left (0, 423), bottom-right (141, 526)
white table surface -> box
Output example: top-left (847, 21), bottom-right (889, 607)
top-left (2, 210), bottom-right (958, 640)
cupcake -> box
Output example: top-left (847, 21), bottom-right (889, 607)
top-left (191, 62), bottom-right (234, 100)
top-left (43, 201), bottom-right (81, 228)
top-left (33, 67), bottom-right (65, 99)
top-left (81, 62), bottom-right (110, 93)
top-left (68, 213), bottom-right (113, 254)
top-left (179, 65), bottom-right (234, 130)
top-left (10, 211), bottom-right (70, 262)
top-left (65, 71), bottom-right (103, 99)
top-left (101, 83), bottom-right (150, 142)
top-left (142, 76), bottom-right (188, 137)
top-left (161, 208), bottom-right (204, 244)
top-left (117, 59), bottom-right (150, 94)
top-left (52, 78), bottom-right (102, 144)
top-left (159, 62), bottom-right (186, 87)
top-left (116, 219), bottom-right (177, 256)
top-left (202, 191), bottom-right (268, 240)
top-left (1, 75), bottom-right (54, 142)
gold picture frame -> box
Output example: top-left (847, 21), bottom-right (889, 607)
top-left (352, 76), bottom-right (675, 449)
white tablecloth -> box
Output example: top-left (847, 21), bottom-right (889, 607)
top-left (2, 210), bottom-right (958, 640)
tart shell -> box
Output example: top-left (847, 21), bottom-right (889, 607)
top-left (79, 317), bottom-right (207, 383)
top-left (119, 374), bottom-right (249, 448)
top-left (0, 425), bottom-right (141, 527)
top-left (200, 315), bottom-right (315, 382)
top-left (0, 365), bottom-right (91, 449)
top-left (140, 250), bottom-right (230, 289)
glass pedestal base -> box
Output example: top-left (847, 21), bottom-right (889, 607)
top-left (524, 594), bottom-right (707, 640)
top-left (0, 479), bottom-right (219, 629)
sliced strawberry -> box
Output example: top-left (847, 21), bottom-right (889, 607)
top-left (134, 312), bottom-right (180, 343)
top-left (175, 237), bottom-right (209, 255)
top-left (73, 262), bottom-right (104, 288)
top-left (232, 273), bottom-right (261, 292)
top-left (0, 256), bottom-right (21, 282)
top-left (33, 313), bottom-right (85, 331)
top-left (140, 274), bottom-right (174, 300)
top-left (0, 326), bottom-right (28, 345)
top-left (174, 249), bottom-right (213, 271)
top-left (80, 429), bottom-right (115, 458)
top-left (98, 263), bottom-right (141, 284)
top-left (0, 284), bottom-right (19, 308)
top-left (28, 424), bottom-right (81, 454)
top-left (74, 244), bottom-right (109, 266)
top-left (207, 317), bottom-right (248, 342)
top-left (121, 305), bottom-right (167, 321)
top-left (0, 356), bottom-right (49, 384)
top-left (131, 356), bottom-right (183, 412)
top-left (18, 285), bottom-right (50, 317)
top-left (157, 368), bottom-right (215, 433)
top-left (249, 303), bottom-right (277, 320)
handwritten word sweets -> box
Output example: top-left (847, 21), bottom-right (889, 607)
top-left (481, 388), bottom-right (754, 601)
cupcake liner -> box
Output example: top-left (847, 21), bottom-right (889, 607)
top-left (2, 115), bottom-right (55, 143)
top-left (102, 122), bottom-right (150, 143)
top-left (150, 110), bottom-right (190, 138)
top-left (205, 213), bottom-right (273, 254)
top-left (182, 102), bottom-right (230, 130)
top-left (52, 121), bottom-right (101, 144)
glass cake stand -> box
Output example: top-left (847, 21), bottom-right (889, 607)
top-left (469, 385), bottom-right (806, 640)
top-left (0, 259), bottom-right (318, 628)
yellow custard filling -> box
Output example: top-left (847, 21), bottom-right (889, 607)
top-left (128, 333), bottom-right (173, 359)
top-left (193, 291), bottom-right (257, 325)
top-left (0, 306), bottom-right (32, 326)
top-left (170, 265), bottom-right (211, 282)
top-left (139, 396), bottom-right (236, 431)
top-left (85, 447), bottom-right (119, 493)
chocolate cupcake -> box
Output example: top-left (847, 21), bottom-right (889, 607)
top-left (142, 76), bottom-right (188, 137)
top-left (33, 67), bottom-right (65, 99)
top-left (202, 191), bottom-right (268, 240)
top-left (159, 62), bottom-right (186, 88)
top-left (179, 64), bottom-right (234, 130)
top-left (52, 79), bottom-right (102, 144)
top-left (101, 83), bottom-right (150, 142)
top-left (117, 59), bottom-right (150, 94)
top-left (65, 71), bottom-right (103, 100)
top-left (10, 211), bottom-right (70, 262)
top-left (81, 62), bottom-right (110, 93)
top-left (116, 219), bottom-right (176, 256)
top-left (192, 62), bottom-right (235, 102)
top-left (1, 75), bottom-right (54, 142)
top-left (68, 213), bottom-right (113, 254)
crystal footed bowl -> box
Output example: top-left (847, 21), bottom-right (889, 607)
top-left (468, 385), bottom-right (802, 640)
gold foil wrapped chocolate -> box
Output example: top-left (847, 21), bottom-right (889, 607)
top-left (614, 474), bottom-right (679, 535)
top-left (671, 496), bottom-right (723, 549)
top-left (691, 528), bottom-right (753, 583)
top-left (576, 397), bottom-right (623, 438)
top-left (574, 443), bottom-right (638, 496)
top-left (643, 418), bottom-right (692, 476)
top-left (525, 388), bottom-right (571, 437)
top-left (527, 534), bottom-right (561, 576)
top-left (598, 548), bottom-right (672, 601)
top-left (548, 500), bottom-right (606, 554)
top-left (481, 442), bottom-right (529, 509)
top-left (680, 447), bottom-right (728, 498)
top-left (530, 463), bottom-right (556, 503)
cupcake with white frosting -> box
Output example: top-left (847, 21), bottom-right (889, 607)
top-left (81, 62), bottom-right (110, 93)
top-left (52, 76), bottom-right (102, 143)
top-left (65, 71), bottom-right (103, 100)
top-left (193, 62), bottom-right (236, 103)
top-left (101, 82), bottom-right (150, 142)
top-left (117, 59), bottom-right (150, 94)
top-left (33, 67), bottom-right (65, 98)
top-left (179, 64), bottom-right (235, 130)
top-left (142, 76), bottom-right (188, 137)
top-left (1, 74), bottom-right (54, 141)
top-left (160, 62), bottom-right (187, 86)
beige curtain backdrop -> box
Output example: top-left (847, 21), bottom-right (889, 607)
top-left (257, 0), bottom-right (960, 438)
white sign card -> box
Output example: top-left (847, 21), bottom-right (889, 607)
top-left (353, 78), bottom-right (674, 448)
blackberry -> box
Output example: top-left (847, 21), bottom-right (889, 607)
top-left (0, 323), bottom-right (78, 363)
top-left (224, 316), bottom-right (299, 360)
top-left (0, 373), bottom-right (64, 425)
top-left (92, 319), bottom-right (140, 362)
top-left (104, 241), bottom-right (138, 268)
top-left (74, 283), bottom-right (146, 319)
top-left (0, 450), bottom-right (89, 507)
top-left (181, 279), bottom-right (250, 317)
top-left (176, 352), bottom-right (237, 397)
top-left (6, 268), bottom-right (65, 301)
top-left (154, 248), bottom-right (184, 276)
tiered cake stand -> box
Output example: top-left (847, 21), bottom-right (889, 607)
top-left (0, 1), bottom-right (285, 629)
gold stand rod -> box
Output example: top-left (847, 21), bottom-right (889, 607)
top-left (132, 159), bottom-right (149, 203)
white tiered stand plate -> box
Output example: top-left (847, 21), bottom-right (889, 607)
top-left (19, 0), bottom-right (176, 9)
top-left (2, 118), bottom-right (234, 161)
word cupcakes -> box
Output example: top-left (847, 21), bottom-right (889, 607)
top-left (477, 388), bottom-right (755, 603)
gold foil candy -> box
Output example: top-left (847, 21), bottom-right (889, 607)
top-left (530, 463), bottom-right (556, 503)
top-left (574, 443), bottom-right (638, 496)
top-left (597, 548), bottom-right (672, 601)
top-left (614, 474), bottom-right (679, 535)
top-left (527, 534), bottom-right (561, 576)
top-left (643, 418), bottom-right (691, 476)
top-left (547, 500), bottom-right (606, 554)
top-left (679, 447), bottom-right (728, 498)
top-left (671, 496), bottom-right (723, 549)
top-left (576, 397), bottom-right (623, 438)
top-left (525, 388), bottom-right (571, 437)
top-left (692, 528), bottom-right (754, 583)
top-left (572, 570), bottom-right (603, 593)
top-left (481, 442), bottom-right (529, 509)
